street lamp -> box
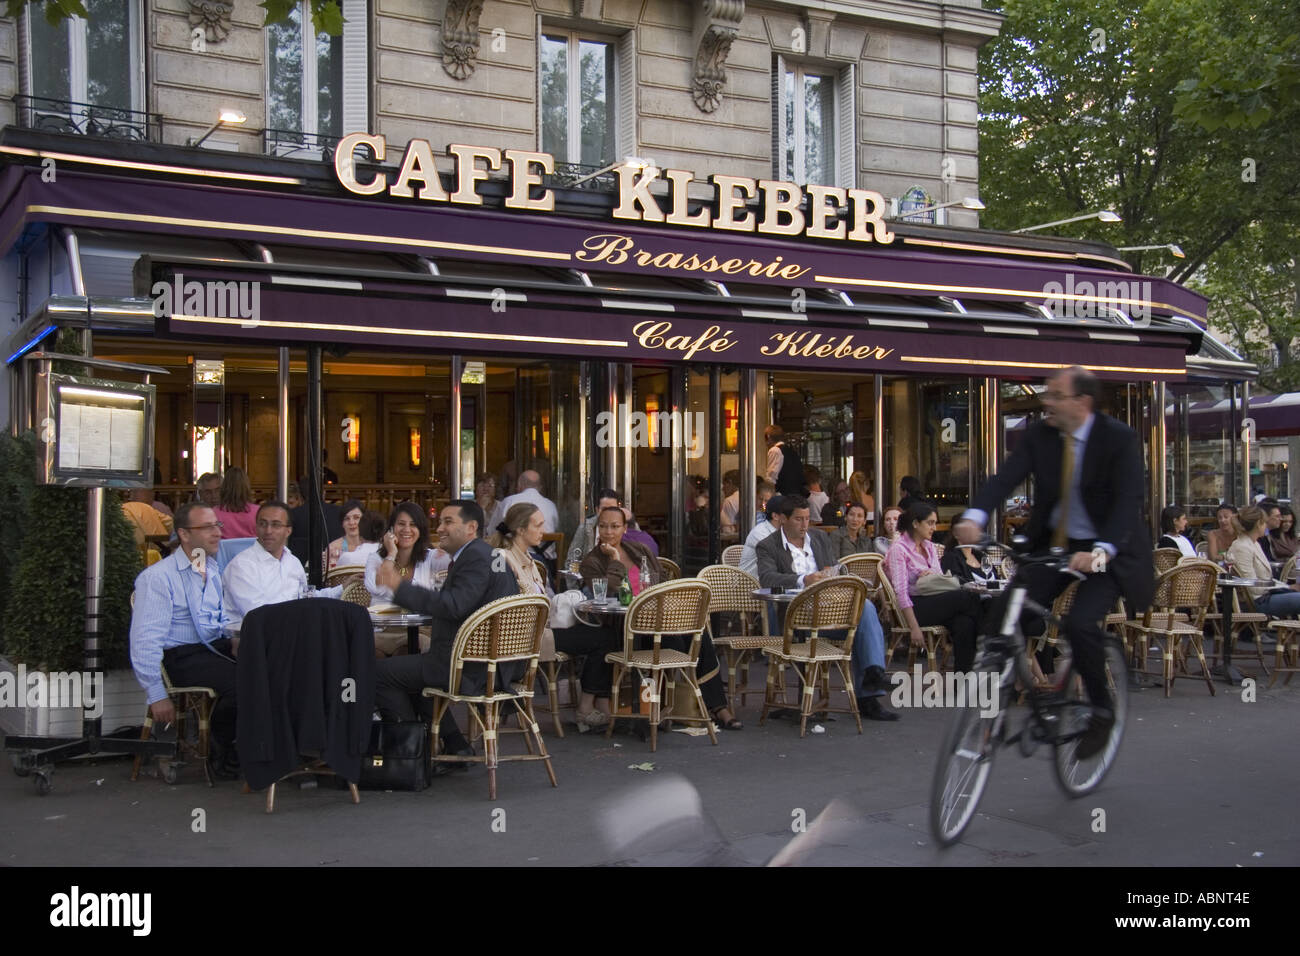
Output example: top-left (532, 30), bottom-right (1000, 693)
top-left (889, 196), bottom-right (985, 220)
top-left (1117, 243), bottom-right (1186, 258)
top-left (566, 156), bottom-right (655, 187)
top-left (189, 110), bottom-right (247, 148)
top-left (1012, 210), bottom-right (1121, 233)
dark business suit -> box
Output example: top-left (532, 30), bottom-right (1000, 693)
top-left (374, 537), bottom-right (520, 726)
top-left (755, 530), bottom-right (836, 589)
top-left (971, 412), bottom-right (1151, 705)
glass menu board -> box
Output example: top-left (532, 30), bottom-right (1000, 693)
top-left (36, 372), bottom-right (156, 487)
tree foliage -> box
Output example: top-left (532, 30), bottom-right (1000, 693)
top-left (980, 0), bottom-right (1300, 383)
top-left (979, 0), bottom-right (1300, 283)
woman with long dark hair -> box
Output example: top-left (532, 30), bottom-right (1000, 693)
top-left (829, 502), bottom-right (874, 558)
top-left (1157, 505), bottom-right (1196, 558)
top-left (883, 502), bottom-right (984, 671)
top-left (1270, 505), bottom-right (1299, 562)
top-left (328, 499), bottom-right (366, 566)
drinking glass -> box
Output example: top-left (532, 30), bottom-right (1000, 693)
top-left (592, 578), bottom-right (608, 602)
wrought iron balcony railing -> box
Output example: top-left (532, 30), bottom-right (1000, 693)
top-left (15, 94), bottom-right (162, 142)
top-left (545, 161), bottom-right (618, 191)
top-left (263, 128), bottom-right (341, 160)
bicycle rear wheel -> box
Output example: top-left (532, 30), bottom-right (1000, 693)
top-left (1053, 639), bottom-right (1128, 796)
top-left (929, 691), bottom-right (1003, 847)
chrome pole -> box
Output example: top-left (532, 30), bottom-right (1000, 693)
top-left (739, 368), bottom-right (756, 538)
top-left (450, 356), bottom-right (463, 500)
top-left (873, 374), bottom-right (884, 525)
top-left (277, 348), bottom-right (290, 502)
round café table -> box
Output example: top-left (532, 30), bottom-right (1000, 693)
top-left (369, 611), bottom-right (432, 656)
top-left (1214, 576), bottom-right (1275, 686)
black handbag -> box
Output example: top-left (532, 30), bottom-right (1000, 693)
top-left (358, 721), bottom-right (431, 791)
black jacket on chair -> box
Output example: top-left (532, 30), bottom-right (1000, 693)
top-left (970, 413), bottom-right (1153, 612)
top-left (393, 537), bottom-right (523, 695)
top-left (236, 598), bottom-right (375, 791)
top-left (755, 530), bottom-right (837, 589)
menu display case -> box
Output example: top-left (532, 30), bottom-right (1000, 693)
top-left (34, 371), bottom-right (156, 488)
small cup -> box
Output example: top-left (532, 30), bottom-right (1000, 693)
top-left (592, 578), bottom-right (608, 602)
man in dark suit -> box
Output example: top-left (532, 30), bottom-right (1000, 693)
top-left (954, 366), bottom-right (1152, 757)
top-left (373, 499), bottom-right (519, 762)
top-left (756, 497), bottom-right (897, 720)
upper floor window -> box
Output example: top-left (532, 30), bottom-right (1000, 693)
top-left (267, 2), bottom-right (343, 144)
top-left (773, 57), bottom-right (856, 189)
top-left (25, 0), bottom-right (144, 123)
top-left (539, 31), bottom-right (617, 167)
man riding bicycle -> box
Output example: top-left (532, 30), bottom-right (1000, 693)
top-left (952, 366), bottom-right (1153, 758)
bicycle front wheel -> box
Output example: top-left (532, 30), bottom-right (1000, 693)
top-left (1053, 639), bottom-right (1128, 797)
top-left (930, 696), bottom-right (1002, 847)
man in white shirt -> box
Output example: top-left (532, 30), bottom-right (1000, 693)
top-left (495, 469), bottom-right (559, 533)
top-left (719, 470), bottom-right (741, 534)
top-left (221, 501), bottom-right (307, 629)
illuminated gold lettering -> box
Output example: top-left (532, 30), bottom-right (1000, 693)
top-left (614, 166), bottom-right (666, 222)
top-left (720, 258), bottom-right (747, 274)
top-left (665, 169), bottom-right (711, 227)
top-left (853, 345), bottom-right (874, 359)
top-left (448, 144), bottom-right (501, 205)
top-left (632, 321), bottom-right (736, 360)
top-left (758, 180), bottom-right (805, 236)
top-left (709, 174), bottom-right (757, 232)
top-left (652, 252), bottom-right (686, 269)
top-left (834, 337), bottom-right (857, 358)
top-left (390, 138), bottom-right (448, 201)
top-left (504, 149), bottom-right (555, 211)
top-left (805, 184), bottom-right (847, 240)
top-left (634, 321), bottom-right (673, 347)
top-left (575, 234), bottom-right (636, 265)
top-left (847, 188), bottom-right (895, 243)
top-left (762, 332), bottom-right (801, 357)
top-left (334, 132), bottom-right (387, 196)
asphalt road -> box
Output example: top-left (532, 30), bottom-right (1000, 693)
top-left (2, 667), bottom-right (1296, 867)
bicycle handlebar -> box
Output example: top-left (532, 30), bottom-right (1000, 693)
top-left (971, 534), bottom-right (1090, 578)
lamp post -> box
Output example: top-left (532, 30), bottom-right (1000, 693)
top-left (1117, 243), bottom-right (1186, 258)
top-left (1012, 210), bottom-right (1121, 233)
top-left (189, 110), bottom-right (247, 148)
top-left (566, 156), bottom-right (655, 187)
top-left (889, 196), bottom-right (985, 220)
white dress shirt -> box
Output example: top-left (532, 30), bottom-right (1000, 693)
top-left (364, 548), bottom-right (448, 602)
top-left (221, 541), bottom-right (307, 629)
top-left (765, 443), bottom-right (784, 483)
top-left (497, 488), bottom-right (559, 533)
top-left (721, 492), bottom-right (740, 532)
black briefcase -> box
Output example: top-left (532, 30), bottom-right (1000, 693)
top-left (358, 721), bottom-right (431, 791)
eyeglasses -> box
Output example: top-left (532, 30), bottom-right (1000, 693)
top-left (183, 522), bottom-right (223, 532)
top-left (256, 520), bottom-right (289, 530)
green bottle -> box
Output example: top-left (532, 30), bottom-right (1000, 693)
top-left (618, 571), bottom-right (633, 606)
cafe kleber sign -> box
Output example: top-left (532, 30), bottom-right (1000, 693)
top-left (332, 134), bottom-right (896, 249)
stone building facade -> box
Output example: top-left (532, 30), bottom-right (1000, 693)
top-left (0, 0), bottom-right (999, 224)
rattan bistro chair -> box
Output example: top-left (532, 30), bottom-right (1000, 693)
top-left (698, 564), bottom-right (782, 710)
top-left (657, 558), bottom-right (683, 580)
top-left (423, 594), bottom-right (557, 800)
top-left (1266, 620), bottom-right (1300, 687)
top-left (877, 571), bottom-right (951, 672)
top-left (1126, 560), bottom-right (1219, 697)
top-left (604, 579), bottom-right (717, 752)
top-left (760, 576), bottom-right (869, 738)
top-left (340, 579), bottom-right (372, 608)
top-left (128, 592), bottom-right (217, 786)
top-left (721, 545), bottom-right (745, 567)
top-left (1152, 548), bottom-right (1183, 574)
top-left (839, 553), bottom-right (886, 595)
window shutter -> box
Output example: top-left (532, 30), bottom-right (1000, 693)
top-left (771, 54), bottom-right (786, 179)
top-left (615, 30), bottom-right (637, 160)
top-left (835, 63), bottom-right (856, 189)
top-left (341, 0), bottom-right (369, 134)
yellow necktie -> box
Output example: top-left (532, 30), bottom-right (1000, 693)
top-left (1052, 431), bottom-right (1074, 550)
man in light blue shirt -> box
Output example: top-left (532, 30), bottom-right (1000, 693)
top-left (130, 501), bottom-right (238, 778)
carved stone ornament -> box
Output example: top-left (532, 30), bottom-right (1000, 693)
top-left (188, 0), bottom-right (234, 44)
top-left (692, 0), bottom-right (746, 113)
top-left (442, 0), bottom-right (486, 81)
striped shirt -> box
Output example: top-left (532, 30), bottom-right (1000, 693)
top-left (129, 547), bottom-right (232, 704)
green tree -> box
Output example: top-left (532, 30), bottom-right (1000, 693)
top-left (1193, 221), bottom-right (1300, 392)
top-left (979, 0), bottom-right (1300, 283)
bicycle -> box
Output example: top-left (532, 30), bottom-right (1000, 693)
top-left (929, 538), bottom-right (1129, 847)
